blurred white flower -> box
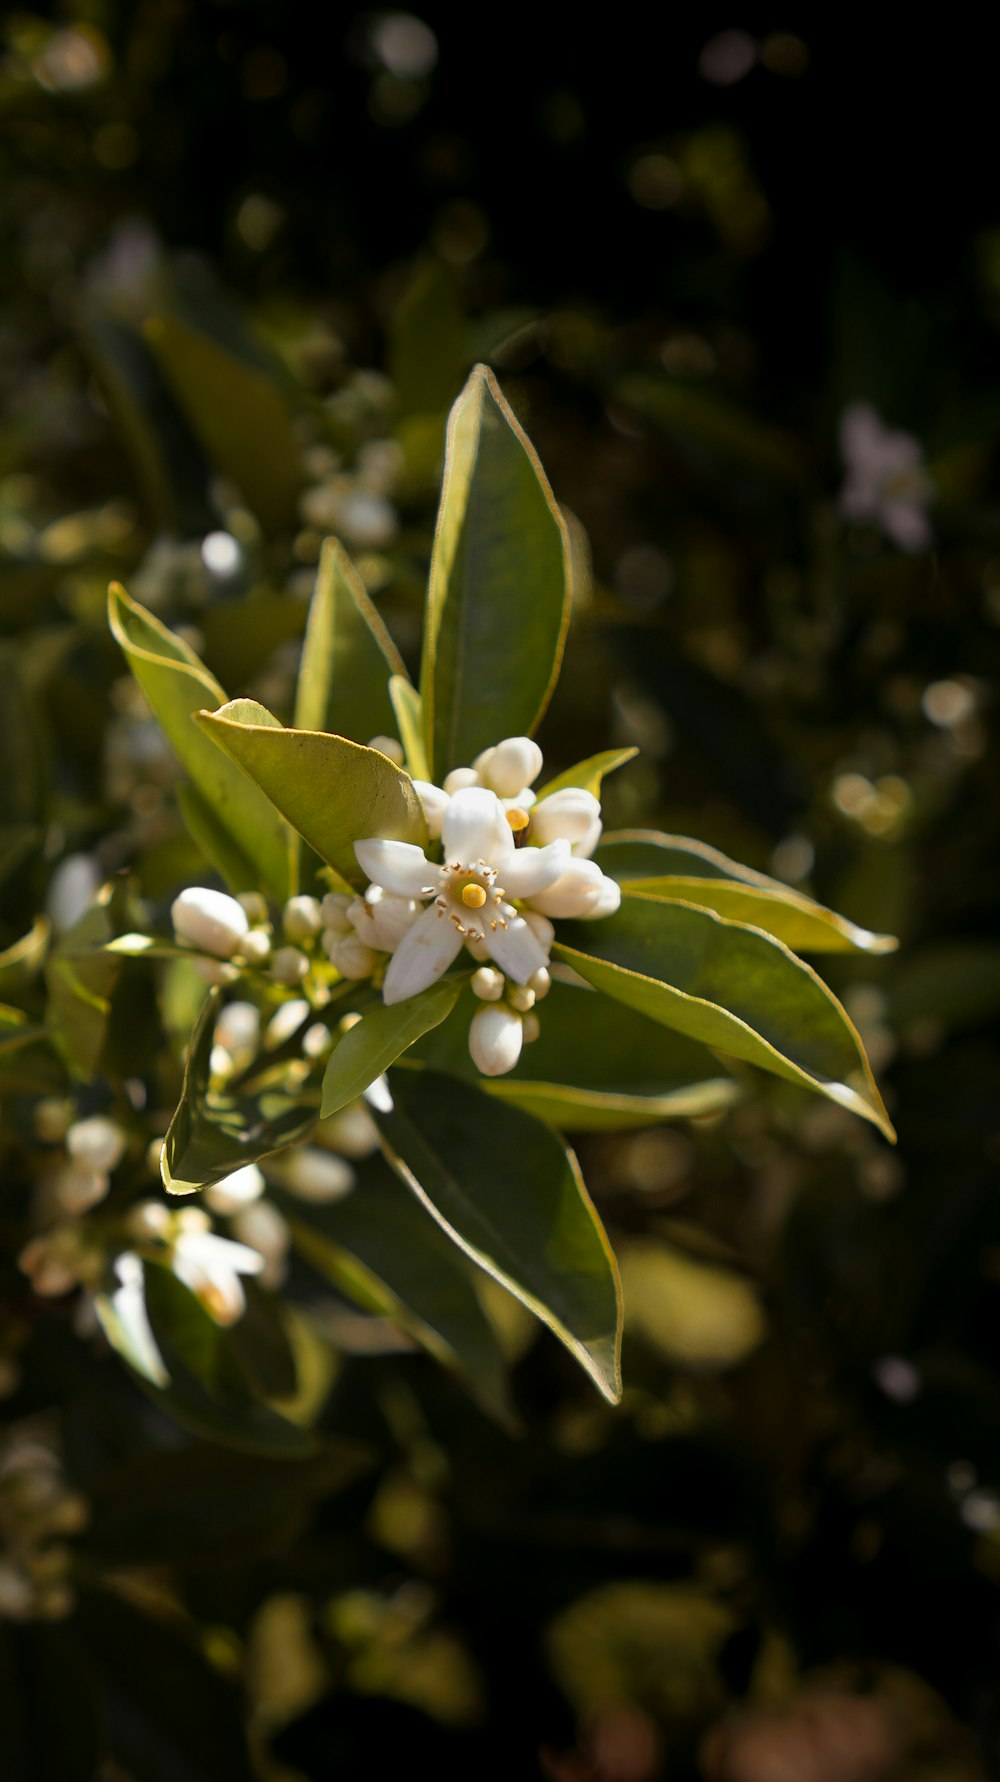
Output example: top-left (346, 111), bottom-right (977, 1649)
top-left (171, 1217), bottom-right (265, 1325)
top-left (171, 887), bottom-right (249, 959)
top-left (839, 401), bottom-right (932, 552)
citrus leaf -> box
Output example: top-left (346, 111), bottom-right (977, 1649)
top-left (294, 536), bottom-right (404, 743)
top-left (321, 977), bottom-right (463, 1116)
top-left (536, 748), bottom-right (638, 802)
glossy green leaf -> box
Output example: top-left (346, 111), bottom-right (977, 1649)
top-left (420, 364), bottom-right (571, 777)
top-left (375, 1067), bottom-right (623, 1401)
top-left (596, 831), bottom-right (897, 955)
top-left (162, 990), bottom-right (319, 1195)
top-left (108, 583), bottom-right (292, 900)
top-left (556, 894), bottom-right (895, 1140)
top-left (281, 1151), bottom-right (512, 1423)
top-left (389, 675), bottom-right (430, 782)
top-left (321, 977), bottom-right (462, 1116)
top-left (0, 916), bottom-right (48, 998)
top-left (536, 748), bottom-right (638, 802)
top-left (413, 980), bottom-right (741, 1131)
top-left (144, 310), bottom-right (302, 531)
top-left (294, 537), bottom-right (404, 743)
top-left (196, 700), bottom-right (426, 889)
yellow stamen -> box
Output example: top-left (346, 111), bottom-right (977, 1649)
top-left (506, 806), bottom-right (530, 833)
top-left (461, 883), bottom-right (487, 909)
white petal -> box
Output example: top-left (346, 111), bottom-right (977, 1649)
top-left (485, 912), bottom-right (548, 983)
top-left (526, 857), bottom-right (622, 919)
top-left (412, 779), bottom-right (450, 838)
top-left (478, 736), bottom-right (543, 797)
top-left (355, 838), bottom-right (437, 897)
top-left (205, 1163), bottom-right (266, 1215)
top-left (500, 839), bottom-right (572, 899)
top-left (443, 766), bottom-right (480, 795)
top-left (468, 1004), bottom-right (523, 1076)
top-left (382, 903), bottom-right (465, 1004)
top-left (529, 788), bottom-right (602, 855)
top-left (441, 787), bottom-right (513, 865)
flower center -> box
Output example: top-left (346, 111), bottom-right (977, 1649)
top-left (437, 861), bottom-right (509, 936)
top-left (461, 883), bottom-right (487, 909)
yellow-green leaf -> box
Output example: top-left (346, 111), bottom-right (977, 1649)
top-left (294, 537), bottom-right (405, 743)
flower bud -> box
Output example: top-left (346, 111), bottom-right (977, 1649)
top-left (194, 959), bottom-right (239, 986)
top-left (528, 967), bottom-right (552, 999)
top-left (413, 779), bottom-right (449, 838)
top-left (282, 1146), bottom-right (355, 1203)
top-left (522, 1013), bottom-right (541, 1044)
top-left (526, 858), bottom-right (622, 920)
top-left (471, 966), bottom-right (505, 1002)
top-left (213, 1000), bottom-right (261, 1061)
top-left (349, 886), bottom-right (421, 952)
top-left (475, 736), bottom-right (543, 799)
top-left (66, 1115), bottom-right (126, 1173)
top-left (34, 1098), bottom-right (74, 1143)
top-left (469, 1004), bottom-right (523, 1077)
top-left (319, 1102), bottom-right (379, 1159)
top-left (271, 946), bottom-right (310, 986)
top-left (237, 891), bottom-right (269, 925)
top-left (522, 910), bottom-right (555, 950)
top-left (205, 1163), bottom-right (266, 1216)
top-left (172, 887), bottom-right (249, 959)
top-left (54, 1163), bottom-right (110, 1216)
top-left (366, 734), bottom-right (405, 764)
top-left (283, 895), bottom-right (323, 942)
top-left (508, 984), bottom-right (536, 1013)
top-left (265, 999), bottom-right (311, 1048)
top-left (529, 787), bottom-right (602, 857)
top-left (320, 892), bottom-right (354, 934)
top-left (324, 934), bottom-right (380, 979)
top-left (240, 929), bottom-right (273, 966)
top-left (125, 1199), bottom-right (171, 1241)
top-left (443, 766), bottom-right (480, 795)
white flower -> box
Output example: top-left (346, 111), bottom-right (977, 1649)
top-left (347, 885), bottom-right (422, 952)
top-left (356, 786), bottom-right (571, 1005)
top-left (525, 855), bottom-right (622, 919)
top-left (171, 1217), bottom-right (265, 1325)
top-left (529, 787), bottom-right (602, 857)
top-left (473, 736), bottom-right (544, 799)
top-left (323, 932), bottom-right (382, 978)
top-left (108, 1253), bottom-right (168, 1387)
top-left (53, 1162), bottom-right (110, 1217)
top-left (171, 887), bottom-right (249, 959)
top-left (412, 779), bottom-right (449, 838)
top-left (282, 1146), bottom-right (355, 1203)
top-left (469, 1004), bottom-right (524, 1076)
top-left (231, 1201), bottom-right (290, 1287)
top-left (66, 1116), bottom-right (126, 1173)
top-left (839, 402), bottom-right (932, 552)
top-left (205, 1163), bottom-right (266, 1216)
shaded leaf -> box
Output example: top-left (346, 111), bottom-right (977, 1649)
top-left (375, 1067), bottom-right (622, 1401)
top-left (321, 977), bottom-right (463, 1116)
top-left (389, 675), bottom-right (430, 782)
top-left (420, 365), bottom-right (571, 777)
top-left (196, 700), bottom-right (426, 889)
top-left (556, 894), bottom-right (894, 1140)
top-left (294, 537), bottom-right (404, 743)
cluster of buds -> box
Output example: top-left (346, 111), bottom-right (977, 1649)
top-left (18, 1111), bottom-right (129, 1298)
top-left (0, 1421), bottom-right (88, 1623)
top-left (352, 735), bottom-right (622, 1076)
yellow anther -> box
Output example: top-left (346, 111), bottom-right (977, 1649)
top-left (461, 882), bottom-right (488, 909)
top-left (506, 806), bottom-right (530, 833)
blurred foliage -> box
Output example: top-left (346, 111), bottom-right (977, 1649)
top-left (2, 7), bottom-right (1000, 1780)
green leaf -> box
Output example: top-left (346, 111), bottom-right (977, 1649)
top-left (555, 895), bottom-right (895, 1141)
top-left (44, 902), bottom-right (121, 1082)
top-left (280, 1151), bottom-right (513, 1424)
top-left (321, 977), bottom-right (463, 1116)
top-left (389, 675), bottom-right (430, 782)
top-left (144, 310), bottom-right (303, 532)
top-left (388, 257), bottom-right (469, 424)
top-left (413, 980), bottom-right (741, 1131)
top-left (536, 748), bottom-right (638, 802)
top-left (196, 700), bottom-right (426, 889)
top-left (294, 537), bottom-right (405, 743)
top-left (0, 916), bottom-right (48, 998)
top-left (375, 1067), bottom-right (623, 1401)
top-left (175, 782), bottom-right (261, 894)
top-left (162, 990), bottom-right (319, 1195)
top-left (596, 831), bottom-right (898, 956)
top-left (108, 583), bottom-right (292, 900)
top-left (420, 365), bottom-right (571, 778)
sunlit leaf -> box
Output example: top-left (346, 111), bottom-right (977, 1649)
top-left (389, 675), bottom-right (430, 782)
top-left (375, 1067), bottom-right (623, 1401)
top-left (536, 748), bottom-right (638, 802)
top-left (420, 365), bottom-right (571, 777)
top-left (556, 894), bottom-right (895, 1140)
top-left (196, 699), bottom-right (426, 889)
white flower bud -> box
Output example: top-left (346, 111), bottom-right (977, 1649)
top-left (172, 887), bottom-right (249, 959)
top-left (469, 1004), bottom-right (524, 1077)
top-left (18, 1231), bottom-right (81, 1298)
top-left (319, 1102), bottom-right (379, 1158)
top-left (241, 929), bottom-right (273, 966)
top-left (303, 1022), bottom-right (333, 1058)
top-left (529, 787), bottom-right (602, 857)
top-left (283, 895), bottom-right (323, 942)
top-left (320, 892), bottom-right (354, 933)
top-left (282, 1146), bottom-right (355, 1203)
top-left (413, 779), bottom-right (449, 838)
top-left (324, 934), bottom-right (381, 979)
top-left (336, 489), bottom-right (398, 548)
top-left (54, 1163), bottom-right (109, 1216)
top-left (237, 892), bottom-right (269, 925)
top-left (443, 767), bottom-right (480, 795)
top-left (213, 1000), bottom-right (260, 1060)
top-left (526, 858), bottom-right (622, 920)
top-left (271, 946), bottom-right (310, 986)
top-left (66, 1115), bottom-right (126, 1173)
top-left (528, 967), bottom-right (551, 1000)
top-left (266, 999), bottom-right (311, 1048)
top-left (476, 736), bottom-right (543, 798)
top-left (508, 984), bottom-right (536, 1013)
top-left (193, 959), bottom-right (239, 986)
top-left (471, 966), bottom-right (505, 1002)
top-left (366, 733), bottom-right (405, 765)
top-left (125, 1199), bottom-right (171, 1241)
top-left (205, 1163), bottom-right (266, 1215)
top-left (522, 910), bottom-right (555, 950)
top-left (522, 1013), bottom-right (541, 1044)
